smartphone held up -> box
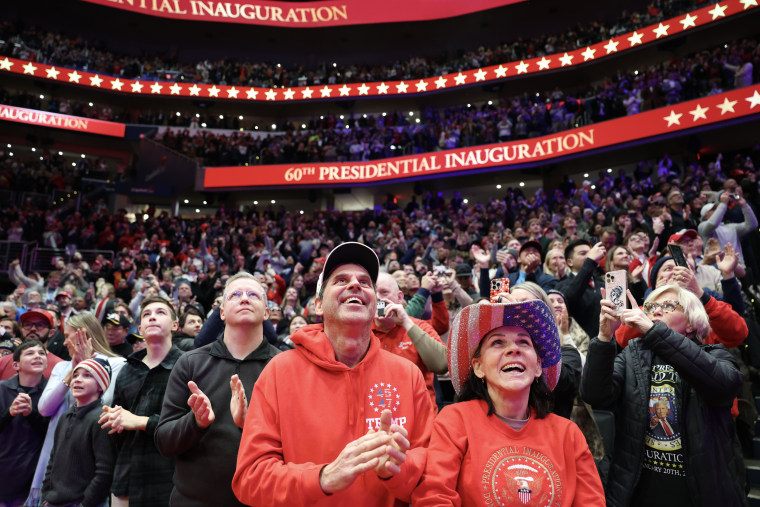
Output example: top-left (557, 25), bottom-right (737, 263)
top-left (605, 270), bottom-right (627, 316)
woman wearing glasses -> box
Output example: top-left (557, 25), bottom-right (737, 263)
top-left (582, 284), bottom-right (747, 507)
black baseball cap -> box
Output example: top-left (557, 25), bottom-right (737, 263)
top-left (316, 242), bottom-right (379, 295)
top-left (103, 313), bottom-right (130, 328)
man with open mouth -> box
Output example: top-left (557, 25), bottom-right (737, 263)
top-left (233, 241), bottom-right (435, 507)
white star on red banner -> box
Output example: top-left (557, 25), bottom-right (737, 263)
top-left (0, 2), bottom-right (755, 103)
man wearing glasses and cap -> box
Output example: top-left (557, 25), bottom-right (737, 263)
top-left (233, 242), bottom-right (435, 507)
top-left (0, 309), bottom-right (62, 380)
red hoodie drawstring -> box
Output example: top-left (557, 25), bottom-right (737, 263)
top-left (344, 371), bottom-right (354, 425)
top-left (344, 361), bottom-right (367, 427)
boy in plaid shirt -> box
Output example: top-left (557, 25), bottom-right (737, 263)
top-left (99, 297), bottom-right (182, 507)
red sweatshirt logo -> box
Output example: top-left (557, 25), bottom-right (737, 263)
top-left (365, 382), bottom-right (407, 430)
top-left (367, 382), bottom-right (400, 414)
top-left (482, 446), bottom-right (562, 506)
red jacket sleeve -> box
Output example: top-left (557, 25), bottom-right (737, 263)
top-left (615, 323), bottom-right (639, 349)
top-left (429, 300), bottom-right (450, 336)
top-left (274, 274), bottom-right (286, 300)
top-left (702, 296), bottom-right (747, 347)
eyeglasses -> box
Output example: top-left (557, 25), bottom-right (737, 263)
top-left (642, 300), bottom-right (683, 315)
top-left (22, 321), bottom-right (50, 331)
top-left (226, 290), bottom-right (262, 302)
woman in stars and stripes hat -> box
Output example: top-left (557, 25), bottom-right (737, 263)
top-left (412, 292), bottom-right (604, 506)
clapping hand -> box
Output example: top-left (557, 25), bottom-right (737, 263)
top-left (374, 409), bottom-right (410, 479)
top-left (187, 381), bottom-right (215, 429)
top-left (716, 243), bottom-right (738, 278)
top-left (230, 374), bottom-right (248, 429)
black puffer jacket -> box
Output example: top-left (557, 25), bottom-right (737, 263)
top-left (582, 322), bottom-right (747, 507)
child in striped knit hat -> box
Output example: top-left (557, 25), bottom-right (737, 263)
top-left (42, 358), bottom-right (115, 507)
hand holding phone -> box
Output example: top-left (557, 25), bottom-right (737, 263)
top-left (668, 244), bottom-right (688, 267)
top-left (490, 278), bottom-right (510, 303)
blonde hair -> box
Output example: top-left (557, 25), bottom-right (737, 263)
top-left (510, 281), bottom-right (552, 307)
top-left (543, 248), bottom-right (565, 278)
top-left (66, 312), bottom-right (118, 357)
top-left (645, 284), bottom-right (711, 342)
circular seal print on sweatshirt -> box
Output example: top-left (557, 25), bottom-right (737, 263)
top-left (482, 446), bottom-right (562, 506)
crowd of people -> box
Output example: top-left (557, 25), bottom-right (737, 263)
top-left (1, 139), bottom-right (759, 504)
top-left (155, 32), bottom-right (757, 168)
top-left (3, 1), bottom-right (708, 89)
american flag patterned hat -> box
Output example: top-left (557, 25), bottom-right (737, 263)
top-left (448, 299), bottom-right (561, 394)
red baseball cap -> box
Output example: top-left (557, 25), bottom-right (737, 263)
top-left (668, 229), bottom-right (697, 244)
top-left (20, 308), bottom-right (54, 328)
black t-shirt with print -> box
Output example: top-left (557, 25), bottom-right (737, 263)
top-left (631, 356), bottom-right (694, 507)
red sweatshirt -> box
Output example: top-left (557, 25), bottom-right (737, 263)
top-left (412, 400), bottom-right (605, 506)
top-left (372, 317), bottom-right (444, 410)
top-left (232, 324), bottom-right (435, 507)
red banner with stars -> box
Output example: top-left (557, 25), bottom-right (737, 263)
top-left (79, 0), bottom-right (525, 27)
top-left (0, 104), bottom-right (126, 137)
top-left (3, 0), bottom-right (757, 102)
top-left (203, 85), bottom-right (760, 188)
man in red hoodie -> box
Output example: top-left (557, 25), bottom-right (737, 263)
top-left (233, 242), bottom-right (435, 507)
